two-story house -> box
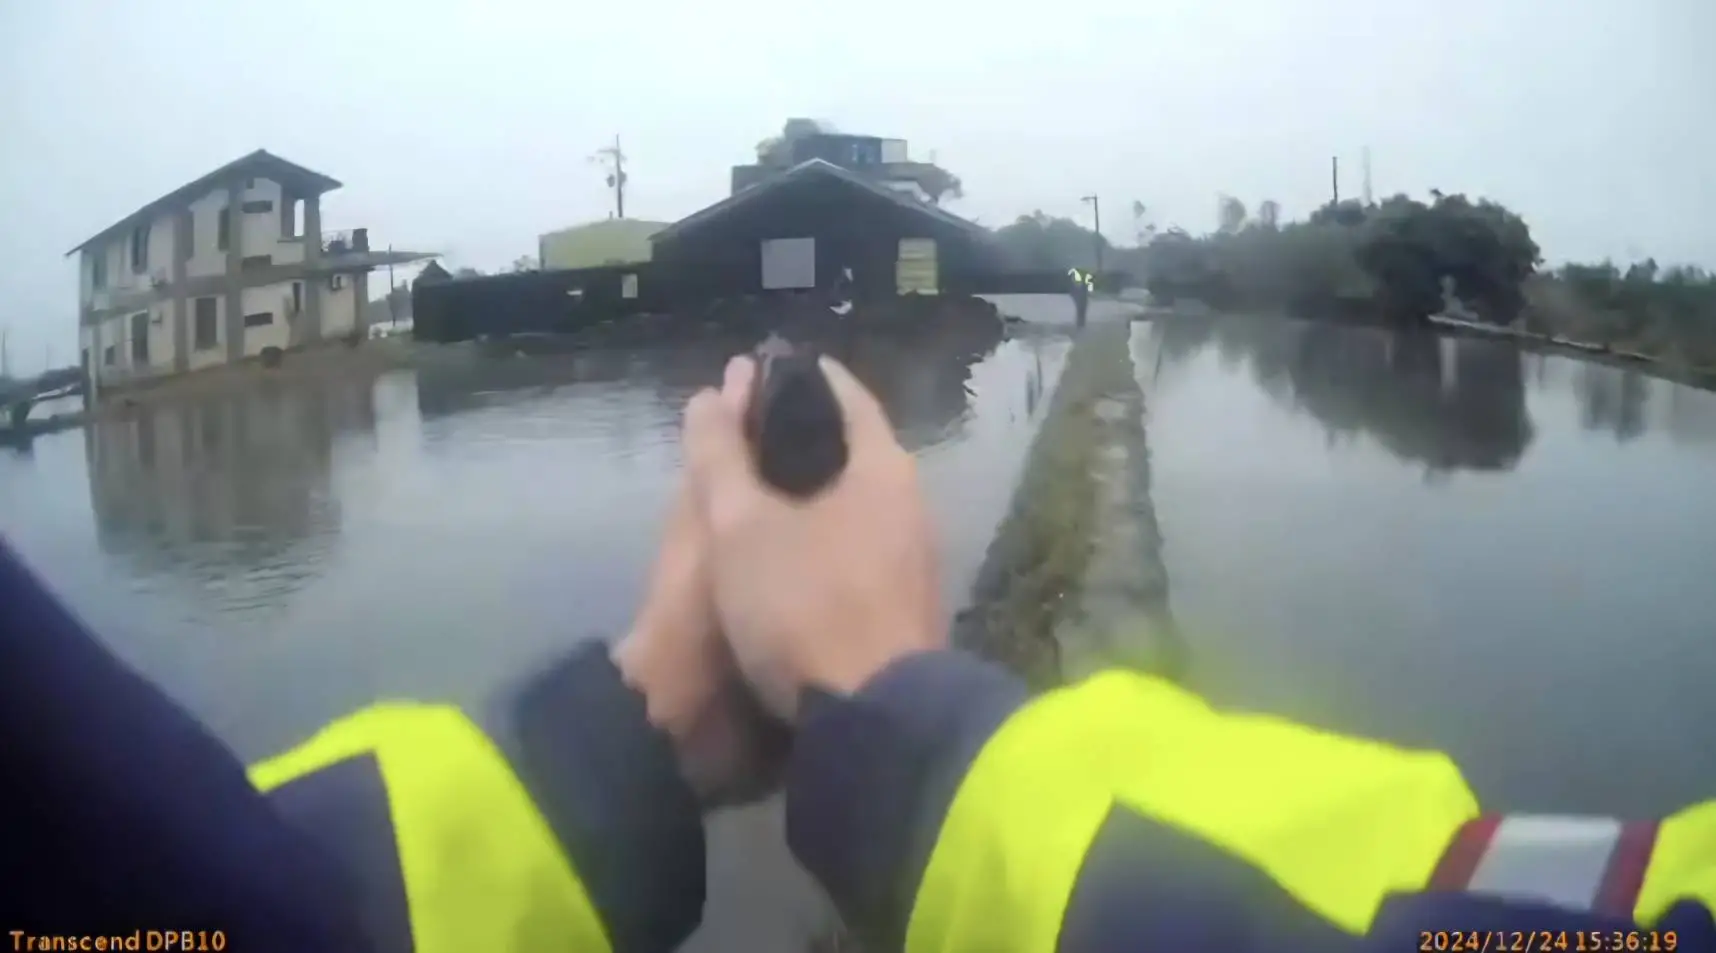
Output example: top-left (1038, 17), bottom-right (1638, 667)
top-left (68, 150), bottom-right (430, 397)
top-left (730, 129), bottom-right (960, 205)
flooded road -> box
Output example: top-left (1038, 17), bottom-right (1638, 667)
top-left (1133, 315), bottom-right (1716, 818)
top-left (0, 311), bottom-right (1068, 952)
top-left (11, 300), bottom-right (1714, 945)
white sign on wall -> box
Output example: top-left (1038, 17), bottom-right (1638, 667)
top-left (761, 237), bottom-right (816, 290)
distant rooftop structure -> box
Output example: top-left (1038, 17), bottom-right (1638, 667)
top-left (732, 124), bottom-right (961, 206)
top-left (659, 159), bottom-right (985, 248)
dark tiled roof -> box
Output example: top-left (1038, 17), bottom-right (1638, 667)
top-left (651, 159), bottom-right (989, 245)
top-left (66, 150), bottom-right (342, 256)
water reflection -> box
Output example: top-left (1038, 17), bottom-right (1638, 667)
top-left (413, 317), bottom-right (1008, 453)
top-left (16, 317), bottom-right (1056, 953)
top-left (1573, 363), bottom-right (1649, 443)
top-left (1134, 314), bottom-right (1716, 816)
top-left (1150, 317), bottom-right (1535, 473)
top-left (84, 378), bottom-right (378, 602)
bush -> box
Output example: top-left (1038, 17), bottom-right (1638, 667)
top-left (1126, 192), bottom-right (1542, 327)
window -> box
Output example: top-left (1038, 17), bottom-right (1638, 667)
top-left (193, 297), bottom-right (219, 350)
top-left (282, 198), bottom-right (304, 238)
top-left (129, 224), bottom-right (150, 273)
top-left (241, 199), bottom-right (273, 213)
top-left (217, 208), bottom-right (231, 251)
top-left (131, 312), bottom-right (150, 366)
top-left (290, 282), bottom-right (303, 315)
top-left (103, 345), bottom-right (116, 366)
top-left (243, 312), bottom-right (273, 328)
top-left (90, 253), bottom-right (107, 290)
top-left (242, 255), bottom-right (273, 270)
top-left (329, 274), bottom-right (346, 291)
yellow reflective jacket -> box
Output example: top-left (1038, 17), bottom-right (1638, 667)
top-left (784, 653), bottom-right (1716, 953)
top-left (248, 644), bottom-right (706, 953)
top-left (239, 646), bottom-right (1716, 953)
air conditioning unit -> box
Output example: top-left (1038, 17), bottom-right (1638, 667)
top-left (150, 269), bottom-right (169, 289)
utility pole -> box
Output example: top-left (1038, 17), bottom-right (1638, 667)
top-left (1362, 146), bottom-right (1373, 206)
top-left (386, 246), bottom-right (398, 329)
top-left (595, 135), bottom-right (628, 219)
top-left (1081, 194), bottom-right (1103, 278)
top-left (1330, 156), bottom-right (1341, 206)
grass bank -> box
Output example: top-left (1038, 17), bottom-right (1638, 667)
top-left (812, 321), bottom-right (1149, 951)
top-left (952, 319), bottom-right (1137, 689)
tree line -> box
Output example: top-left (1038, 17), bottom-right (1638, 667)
top-left (990, 196), bottom-right (1716, 371)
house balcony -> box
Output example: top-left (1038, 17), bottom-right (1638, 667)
top-left (322, 228), bottom-right (371, 256)
top-left (311, 228), bottom-right (435, 274)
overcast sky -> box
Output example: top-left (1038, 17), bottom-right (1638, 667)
top-left (1, 0), bottom-right (1709, 371)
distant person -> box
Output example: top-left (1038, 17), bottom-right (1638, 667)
top-left (5, 357), bottom-right (1716, 952)
top-left (830, 265), bottom-right (855, 316)
top-left (1069, 266), bottom-right (1094, 326)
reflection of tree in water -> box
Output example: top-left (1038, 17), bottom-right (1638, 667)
top-left (1149, 316), bottom-right (1536, 473)
top-left (412, 318), bottom-right (1008, 454)
top-left (85, 378), bottom-right (379, 591)
top-left (1573, 363), bottom-right (1649, 443)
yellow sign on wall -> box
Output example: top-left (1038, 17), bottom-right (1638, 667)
top-left (897, 238), bottom-right (939, 295)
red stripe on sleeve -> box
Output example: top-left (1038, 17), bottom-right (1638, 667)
top-left (1428, 815), bottom-right (1501, 891)
top-left (1594, 820), bottom-right (1659, 918)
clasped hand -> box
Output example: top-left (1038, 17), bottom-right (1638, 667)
top-left (612, 352), bottom-right (943, 806)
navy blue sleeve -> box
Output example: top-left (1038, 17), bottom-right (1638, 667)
top-left (0, 538), bottom-right (370, 950)
top-left (785, 649), bottom-right (1029, 951)
top-left (782, 649), bottom-right (1716, 953)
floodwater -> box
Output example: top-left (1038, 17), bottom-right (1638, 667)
top-left (0, 299), bottom-right (1073, 952)
top-left (1132, 315), bottom-right (1716, 818)
top-left (13, 299), bottom-right (1710, 944)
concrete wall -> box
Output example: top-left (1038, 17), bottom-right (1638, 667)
top-left (188, 295), bottom-right (227, 371)
top-left (129, 302), bottom-right (176, 377)
top-left (97, 314), bottom-right (125, 374)
top-left (239, 282), bottom-right (293, 355)
top-left (323, 277), bottom-right (358, 337)
top-left (186, 188), bottom-right (229, 279)
top-left (81, 206), bottom-right (179, 311)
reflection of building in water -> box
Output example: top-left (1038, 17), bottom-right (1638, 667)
top-left (411, 319), bottom-right (1007, 452)
top-left (85, 378), bottom-right (378, 576)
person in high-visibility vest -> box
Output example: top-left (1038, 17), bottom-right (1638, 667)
top-left (7, 356), bottom-right (1716, 953)
top-left (1068, 266), bottom-right (1094, 326)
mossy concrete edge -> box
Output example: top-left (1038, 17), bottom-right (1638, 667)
top-left (951, 320), bottom-right (1138, 688)
top-left (1053, 326), bottom-right (1182, 683)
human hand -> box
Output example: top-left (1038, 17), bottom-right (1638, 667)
top-left (682, 355), bottom-right (944, 721)
top-left (611, 474), bottom-right (789, 807)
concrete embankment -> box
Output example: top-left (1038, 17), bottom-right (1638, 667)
top-left (953, 317), bottom-right (1181, 690)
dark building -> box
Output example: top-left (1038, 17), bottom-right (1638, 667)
top-left (650, 159), bottom-right (1001, 301)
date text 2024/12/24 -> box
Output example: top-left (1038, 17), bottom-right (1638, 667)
top-left (1420, 930), bottom-right (1677, 952)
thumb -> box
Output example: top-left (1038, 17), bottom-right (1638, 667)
top-left (683, 385), bottom-right (759, 524)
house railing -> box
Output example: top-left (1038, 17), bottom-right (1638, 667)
top-left (322, 228), bottom-right (371, 255)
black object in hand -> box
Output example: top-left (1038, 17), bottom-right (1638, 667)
top-left (743, 335), bottom-right (849, 499)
